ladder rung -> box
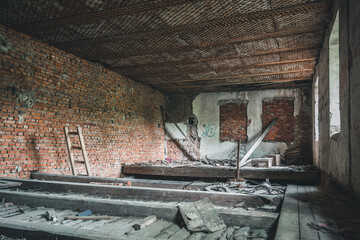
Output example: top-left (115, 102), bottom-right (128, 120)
top-left (71, 146), bottom-right (82, 150)
top-left (75, 160), bottom-right (85, 164)
top-left (68, 132), bottom-right (79, 135)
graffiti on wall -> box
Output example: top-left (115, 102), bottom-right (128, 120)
top-left (201, 124), bottom-right (216, 138)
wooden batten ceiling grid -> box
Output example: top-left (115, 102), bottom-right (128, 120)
top-left (0, 0), bottom-right (331, 93)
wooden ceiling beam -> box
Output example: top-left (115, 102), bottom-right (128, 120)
top-left (84, 26), bottom-right (323, 60)
top-left (152, 69), bottom-right (314, 84)
top-left (111, 45), bottom-right (320, 70)
top-left (54, 1), bottom-right (329, 48)
top-left (14, 0), bottom-right (200, 31)
top-left (126, 58), bottom-right (317, 79)
top-left (162, 81), bottom-right (312, 93)
top-left (158, 77), bottom-right (312, 89)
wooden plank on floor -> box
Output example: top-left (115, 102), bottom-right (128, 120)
top-left (99, 217), bottom-right (132, 232)
top-left (154, 224), bottom-right (180, 239)
top-left (298, 185), bottom-right (320, 240)
top-left (168, 228), bottom-right (190, 240)
top-left (128, 220), bottom-right (172, 238)
top-left (81, 219), bottom-right (110, 229)
top-left (275, 184), bottom-right (300, 240)
top-left (121, 165), bottom-right (321, 183)
top-left (305, 186), bottom-right (340, 240)
top-left (187, 232), bottom-right (206, 240)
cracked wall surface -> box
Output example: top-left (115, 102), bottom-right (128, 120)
top-left (313, 0), bottom-right (360, 199)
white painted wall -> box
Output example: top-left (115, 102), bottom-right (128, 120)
top-left (192, 89), bottom-right (305, 160)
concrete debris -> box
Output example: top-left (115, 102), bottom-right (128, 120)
top-left (4, 202), bottom-right (13, 208)
top-left (232, 227), bottom-right (250, 240)
top-left (307, 221), bottom-right (340, 234)
top-left (178, 198), bottom-right (226, 233)
top-left (252, 229), bottom-right (268, 238)
top-left (0, 235), bottom-right (26, 240)
top-left (133, 215), bottom-right (157, 230)
top-left (205, 181), bottom-right (285, 195)
top-left (45, 210), bottom-right (57, 222)
top-left (78, 209), bottom-right (92, 216)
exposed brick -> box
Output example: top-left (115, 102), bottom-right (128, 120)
top-left (262, 98), bottom-right (295, 142)
top-left (0, 24), bottom-right (165, 178)
top-left (219, 101), bottom-right (248, 142)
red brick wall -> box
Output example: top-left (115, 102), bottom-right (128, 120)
top-left (0, 25), bottom-right (165, 178)
top-left (262, 98), bottom-right (295, 142)
top-left (219, 101), bottom-right (248, 142)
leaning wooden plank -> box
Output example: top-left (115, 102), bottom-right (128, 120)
top-left (133, 215), bottom-right (156, 230)
top-left (275, 185), bottom-right (300, 240)
top-left (240, 119), bottom-right (277, 165)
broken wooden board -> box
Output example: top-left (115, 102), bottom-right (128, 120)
top-left (122, 165), bottom-right (321, 183)
top-left (178, 198), bottom-right (226, 233)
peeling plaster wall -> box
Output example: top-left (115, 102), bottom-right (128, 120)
top-left (313, 0), bottom-right (360, 199)
top-left (349, 0), bottom-right (360, 199)
top-left (193, 88), bottom-right (311, 161)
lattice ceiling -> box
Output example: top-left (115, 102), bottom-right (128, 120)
top-left (0, 0), bottom-right (332, 93)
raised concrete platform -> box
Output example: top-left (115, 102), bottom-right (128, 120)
top-left (0, 189), bottom-right (279, 236)
top-left (0, 178), bottom-right (267, 208)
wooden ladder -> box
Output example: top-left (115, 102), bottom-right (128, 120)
top-left (64, 126), bottom-right (92, 176)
